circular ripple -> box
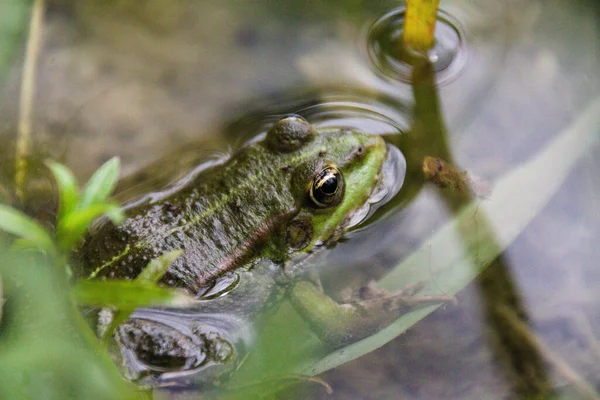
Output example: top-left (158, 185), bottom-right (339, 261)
top-left (293, 95), bottom-right (410, 135)
top-left (367, 7), bottom-right (467, 85)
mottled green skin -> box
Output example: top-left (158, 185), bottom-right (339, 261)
top-left (80, 125), bottom-right (386, 296)
top-left (77, 119), bottom-right (387, 386)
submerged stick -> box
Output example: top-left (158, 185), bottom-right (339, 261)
top-left (496, 305), bottom-right (600, 400)
top-left (15, 0), bottom-right (45, 200)
top-left (402, 0), bottom-right (440, 52)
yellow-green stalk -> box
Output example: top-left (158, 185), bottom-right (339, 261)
top-left (402, 0), bottom-right (440, 52)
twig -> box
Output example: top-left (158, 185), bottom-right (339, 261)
top-left (15, 0), bottom-right (45, 200)
top-left (496, 304), bottom-right (600, 400)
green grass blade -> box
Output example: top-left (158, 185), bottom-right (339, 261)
top-left (72, 280), bottom-right (195, 309)
top-left (100, 250), bottom-right (184, 340)
top-left (78, 157), bottom-right (120, 210)
top-left (0, 250), bottom-right (142, 399)
top-left (136, 249), bottom-right (184, 284)
top-left (57, 203), bottom-right (124, 250)
top-left (46, 161), bottom-right (79, 221)
top-left (306, 96), bottom-right (600, 375)
top-left (0, 204), bottom-right (53, 252)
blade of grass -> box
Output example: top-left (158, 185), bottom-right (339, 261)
top-left (46, 161), bottom-right (80, 221)
top-left (136, 249), bottom-right (183, 284)
top-left (305, 96), bottom-right (600, 375)
top-left (0, 204), bottom-right (54, 253)
top-left (101, 249), bottom-right (184, 340)
top-left (0, 251), bottom-right (144, 399)
top-left (78, 157), bottom-right (120, 210)
top-left (57, 202), bottom-right (124, 250)
top-left (72, 280), bottom-right (195, 309)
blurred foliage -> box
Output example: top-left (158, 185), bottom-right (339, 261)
top-left (0, 251), bottom-right (140, 400)
top-left (0, 157), bottom-right (186, 399)
top-left (0, 0), bottom-right (32, 84)
top-left (0, 157), bottom-right (124, 260)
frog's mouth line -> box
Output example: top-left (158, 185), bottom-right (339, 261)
top-left (344, 143), bottom-right (406, 231)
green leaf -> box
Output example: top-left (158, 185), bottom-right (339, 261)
top-left (104, 205), bottom-right (126, 224)
top-left (78, 157), bottom-right (120, 210)
top-left (0, 248), bottom-right (142, 400)
top-left (0, 204), bottom-right (54, 253)
top-left (46, 161), bottom-right (80, 221)
top-left (11, 237), bottom-right (44, 253)
top-left (72, 280), bottom-right (195, 308)
top-left (57, 203), bottom-right (124, 250)
top-left (136, 249), bottom-right (184, 284)
top-left (304, 96), bottom-right (600, 376)
top-left (99, 250), bottom-right (184, 340)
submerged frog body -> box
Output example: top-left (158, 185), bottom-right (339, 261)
top-left (79, 116), bottom-right (411, 387)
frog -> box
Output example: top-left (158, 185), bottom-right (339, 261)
top-left (78, 115), bottom-right (437, 388)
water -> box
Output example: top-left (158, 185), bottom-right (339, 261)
top-left (368, 8), bottom-right (468, 84)
top-left (2, 0), bottom-right (600, 399)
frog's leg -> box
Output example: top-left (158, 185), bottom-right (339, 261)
top-left (288, 280), bottom-right (451, 348)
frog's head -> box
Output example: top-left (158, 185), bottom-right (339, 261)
top-left (265, 116), bottom-right (388, 258)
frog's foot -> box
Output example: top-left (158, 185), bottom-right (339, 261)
top-left (289, 280), bottom-right (454, 349)
top-left (340, 279), bottom-right (424, 302)
top-left (340, 279), bottom-right (454, 305)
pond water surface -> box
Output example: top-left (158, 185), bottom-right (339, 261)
top-left (2, 0), bottom-right (600, 399)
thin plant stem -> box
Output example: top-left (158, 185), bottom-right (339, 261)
top-left (15, 0), bottom-right (45, 200)
top-left (402, 0), bottom-right (440, 52)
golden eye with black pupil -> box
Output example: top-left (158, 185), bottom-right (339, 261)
top-left (309, 165), bottom-right (344, 208)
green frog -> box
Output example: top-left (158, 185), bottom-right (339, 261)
top-left (78, 116), bottom-right (424, 388)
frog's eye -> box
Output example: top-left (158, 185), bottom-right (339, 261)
top-left (309, 165), bottom-right (344, 208)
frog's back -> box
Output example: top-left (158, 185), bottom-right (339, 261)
top-left (79, 143), bottom-right (297, 293)
top-left (78, 117), bottom-right (382, 296)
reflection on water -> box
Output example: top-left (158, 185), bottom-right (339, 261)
top-left (368, 8), bottom-right (467, 84)
top-left (2, 0), bottom-right (600, 399)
